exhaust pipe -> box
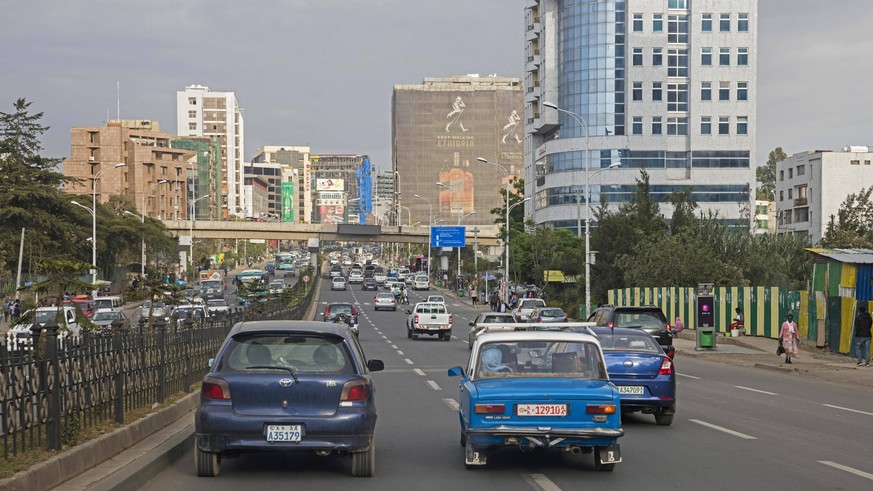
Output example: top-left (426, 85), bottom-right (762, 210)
top-left (566, 446), bottom-right (583, 454)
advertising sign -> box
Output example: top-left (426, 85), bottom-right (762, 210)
top-left (316, 178), bottom-right (345, 192)
top-left (281, 182), bottom-right (295, 222)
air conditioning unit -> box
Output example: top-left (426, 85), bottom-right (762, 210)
top-left (88, 156), bottom-right (95, 161)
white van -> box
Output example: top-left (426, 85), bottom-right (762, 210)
top-left (413, 275), bottom-right (430, 291)
top-left (92, 295), bottom-right (123, 311)
top-left (6, 305), bottom-right (82, 350)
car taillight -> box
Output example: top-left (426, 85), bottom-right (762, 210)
top-left (449, 314), bottom-right (453, 324)
top-left (202, 378), bottom-right (231, 400)
top-left (607, 321), bottom-right (614, 328)
top-left (340, 380), bottom-right (371, 401)
top-left (659, 358), bottom-right (673, 375)
top-left (324, 307), bottom-right (329, 319)
top-left (586, 404), bottom-right (617, 415)
top-left (414, 315), bottom-right (419, 324)
top-left (474, 404), bottom-right (505, 414)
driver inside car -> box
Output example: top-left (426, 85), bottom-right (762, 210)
top-left (479, 347), bottom-right (514, 376)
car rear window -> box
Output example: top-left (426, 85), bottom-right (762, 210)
top-left (521, 300), bottom-right (546, 309)
top-left (613, 311), bottom-right (666, 329)
top-left (540, 309), bottom-right (564, 317)
top-left (597, 332), bottom-right (661, 353)
top-left (218, 334), bottom-right (353, 374)
top-left (475, 340), bottom-right (607, 380)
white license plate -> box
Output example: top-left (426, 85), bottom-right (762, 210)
top-left (266, 425), bottom-right (302, 442)
top-left (516, 404), bottom-right (568, 416)
top-left (618, 386), bottom-right (645, 395)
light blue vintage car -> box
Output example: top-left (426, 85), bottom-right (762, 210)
top-left (448, 330), bottom-right (623, 471)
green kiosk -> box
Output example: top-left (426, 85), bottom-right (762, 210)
top-left (696, 283), bottom-right (717, 350)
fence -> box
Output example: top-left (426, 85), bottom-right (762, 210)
top-left (0, 277), bottom-right (317, 458)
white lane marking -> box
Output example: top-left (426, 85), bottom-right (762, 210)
top-left (735, 386), bottom-right (778, 396)
top-left (523, 473), bottom-right (562, 491)
top-left (822, 404), bottom-right (873, 417)
top-left (689, 419), bottom-right (757, 440)
top-left (451, 335), bottom-right (458, 339)
top-left (396, 350), bottom-right (404, 355)
top-left (404, 358), bottom-right (414, 365)
top-left (676, 373), bottom-right (701, 380)
top-left (390, 345), bottom-right (398, 349)
top-left (380, 335), bottom-right (387, 339)
top-left (385, 340), bottom-right (392, 344)
top-left (819, 461), bottom-right (873, 481)
top-left (427, 380), bottom-right (442, 391)
top-left (414, 368), bottom-right (426, 376)
top-left (443, 398), bottom-right (460, 411)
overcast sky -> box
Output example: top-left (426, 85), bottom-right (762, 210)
top-left (2, 0), bottom-right (872, 171)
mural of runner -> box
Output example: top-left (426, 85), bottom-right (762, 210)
top-left (445, 96), bottom-right (468, 132)
top-left (502, 109), bottom-right (522, 143)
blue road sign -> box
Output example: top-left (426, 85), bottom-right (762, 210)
top-left (431, 226), bottom-right (466, 247)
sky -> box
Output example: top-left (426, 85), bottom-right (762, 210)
top-left (2, 0), bottom-right (872, 172)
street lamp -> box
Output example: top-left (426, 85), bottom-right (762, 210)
top-left (414, 194), bottom-right (433, 278)
top-left (456, 211), bottom-right (476, 278)
top-left (81, 162), bottom-right (126, 295)
top-left (543, 101), bottom-right (623, 318)
top-left (189, 194), bottom-right (210, 282)
top-left (476, 157), bottom-right (513, 301)
top-left (138, 179), bottom-right (169, 276)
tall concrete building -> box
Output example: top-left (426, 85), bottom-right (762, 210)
top-left (776, 147), bottom-right (873, 244)
top-left (249, 146), bottom-right (312, 223)
top-left (392, 75), bottom-right (524, 227)
top-left (176, 85), bottom-right (245, 218)
top-left (524, 0), bottom-right (757, 232)
top-left (310, 154), bottom-right (372, 225)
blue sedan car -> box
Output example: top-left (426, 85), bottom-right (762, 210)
top-left (585, 327), bottom-right (676, 426)
top-left (195, 321), bottom-right (384, 477)
top-left (449, 330), bottom-right (623, 471)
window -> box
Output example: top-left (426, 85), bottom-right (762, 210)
top-left (719, 81), bottom-right (730, 101)
top-left (633, 82), bottom-right (643, 101)
top-left (737, 47), bottom-right (749, 66)
top-left (668, 15), bottom-right (689, 43)
top-left (851, 160), bottom-right (860, 165)
top-left (188, 110), bottom-right (197, 118)
top-left (702, 13), bottom-right (713, 32)
top-left (652, 82), bottom-right (663, 101)
top-left (667, 117), bottom-right (688, 135)
top-left (866, 161), bottom-right (872, 165)
top-left (188, 97), bottom-right (197, 105)
top-left (700, 117), bottom-right (712, 135)
top-left (701, 47), bottom-right (712, 66)
top-left (633, 13), bottom-right (643, 32)
top-left (779, 170), bottom-right (784, 181)
top-left (738, 13), bottom-right (749, 32)
top-left (668, 49), bottom-right (688, 77)
top-left (652, 47), bottom-right (663, 66)
top-left (796, 165), bottom-right (805, 176)
top-left (701, 82), bottom-right (712, 101)
top-left (718, 116), bottom-right (729, 135)
top-left (669, 0), bottom-right (688, 9)
top-left (652, 116), bottom-right (663, 135)
top-left (788, 188), bottom-right (793, 199)
top-left (633, 47), bottom-right (643, 66)
top-left (719, 48), bottom-right (730, 66)
top-left (633, 117), bottom-right (643, 135)
top-left (667, 83), bottom-right (688, 111)
top-left (188, 123), bottom-right (197, 131)
top-left (737, 116), bottom-right (748, 135)
top-left (737, 82), bottom-right (748, 101)
top-left (720, 13), bottom-right (731, 32)
top-left (653, 14), bottom-right (663, 32)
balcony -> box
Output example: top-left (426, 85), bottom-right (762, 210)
top-left (794, 197), bottom-right (808, 207)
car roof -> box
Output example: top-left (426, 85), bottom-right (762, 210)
top-left (227, 320), bottom-right (354, 339)
top-left (587, 326), bottom-right (659, 337)
top-left (476, 330), bottom-right (600, 344)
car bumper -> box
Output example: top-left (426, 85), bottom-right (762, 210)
top-left (412, 325), bottom-right (451, 333)
top-left (465, 425), bottom-right (622, 447)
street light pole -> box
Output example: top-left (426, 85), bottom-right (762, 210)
top-left (89, 162), bottom-right (125, 294)
top-left (140, 179), bottom-right (168, 276)
top-left (414, 194), bottom-right (432, 278)
top-left (189, 194), bottom-right (210, 283)
top-left (543, 101), bottom-right (622, 318)
top-left (457, 211), bottom-right (476, 278)
top-left (476, 157), bottom-right (512, 301)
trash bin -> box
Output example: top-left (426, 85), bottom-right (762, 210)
top-left (457, 289), bottom-right (464, 297)
top-left (436, 280), bottom-right (443, 288)
top-left (697, 328), bottom-right (715, 349)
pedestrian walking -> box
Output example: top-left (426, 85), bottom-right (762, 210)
top-left (470, 287), bottom-right (478, 306)
top-left (853, 305), bottom-right (872, 367)
top-left (2, 297), bottom-right (10, 324)
top-left (490, 292), bottom-right (499, 312)
top-left (11, 299), bottom-right (22, 324)
top-left (779, 313), bottom-right (799, 364)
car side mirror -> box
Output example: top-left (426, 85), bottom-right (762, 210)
top-left (447, 366), bottom-right (464, 377)
top-left (208, 357), bottom-right (214, 368)
top-left (404, 309), bottom-right (413, 315)
top-left (367, 359), bottom-right (385, 372)
top-left (469, 321), bottom-right (475, 327)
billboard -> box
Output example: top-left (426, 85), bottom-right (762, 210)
top-left (281, 182), bottom-right (295, 222)
top-left (316, 178), bottom-right (344, 191)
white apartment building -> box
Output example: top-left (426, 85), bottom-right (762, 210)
top-left (524, 0), bottom-right (757, 232)
top-left (176, 85), bottom-right (245, 218)
top-left (776, 147), bottom-right (873, 244)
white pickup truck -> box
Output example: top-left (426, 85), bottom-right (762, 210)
top-left (406, 302), bottom-right (453, 341)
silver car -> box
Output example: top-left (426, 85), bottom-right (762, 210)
top-left (467, 312), bottom-right (519, 349)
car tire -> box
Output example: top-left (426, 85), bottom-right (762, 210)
top-left (195, 444), bottom-right (220, 477)
top-left (407, 329), bottom-right (412, 339)
top-left (654, 410), bottom-right (674, 426)
top-left (442, 331), bottom-right (451, 341)
top-left (460, 432), bottom-right (466, 447)
top-left (594, 447), bottom-right (616, 472)
top-left (412, 332), bottom-right (419, 340)
top-left (351, 436), bottom-right (376, 477)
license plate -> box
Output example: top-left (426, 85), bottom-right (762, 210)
top-left (516, 404), bottom-right (568, 416)
top-left (618, 386), bottom-right (645, 395)
top-left (266, 425), bottom-right (302, 442)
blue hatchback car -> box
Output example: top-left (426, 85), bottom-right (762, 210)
top-left (585, 327), bottom-right (676, 426)
top-left (195, 321), bottom-right (384, 477)
top-left (449, 330), bottom-right (623, 471)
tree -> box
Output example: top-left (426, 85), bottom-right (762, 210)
top-left (668, 187), bottom-right (698, 234)
top-left (756, 147), bottom-right (785, 201)
top-left (821, 186), bottom-right (873, 248)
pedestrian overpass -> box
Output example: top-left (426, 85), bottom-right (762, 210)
top-left (160, 220), bottom-right (501, 246)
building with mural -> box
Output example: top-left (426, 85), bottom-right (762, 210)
top-left (310, 154), bottom-right (372, 224)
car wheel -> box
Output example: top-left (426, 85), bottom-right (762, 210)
top-left (442, 331), bottom-right (451, 341)
top-left (195, 444), bottom-right (220, 477)
top-left (412, 332), bottom-right (419, 340)
top-left (654, 410), bottom-right (674, 426)
top-left (351, 436), bottom-right (376, 477)
top-left (407, 329), bottom-right (412, 339)
top-left (460, 432), bottom-right (466, 447)
top-left (594, 447), bottom-right (615, 472)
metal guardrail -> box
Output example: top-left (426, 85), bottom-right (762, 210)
top-left (0, 274), bottom-right (318, 458)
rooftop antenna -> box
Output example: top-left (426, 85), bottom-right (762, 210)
top-left (116, 81), bottom-right (121, 121)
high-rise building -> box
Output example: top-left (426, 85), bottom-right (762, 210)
top-left (310, 154), bottom-right (372, 225)
top-left (176, 85), bottom-right (245, 218)
top-left (776, 146), bottom-right (873, 244)
top-left (392, 75), bottom-right (524, 227)
top-left (524, 0), bottom-right (757, 232)
top-left (249, 146), bottom-right (312, 223)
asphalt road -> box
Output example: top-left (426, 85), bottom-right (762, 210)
top-left (137, 280), bottom-right (873, 490)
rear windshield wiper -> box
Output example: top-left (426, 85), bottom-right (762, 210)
top-left (246, 365), bottom-right (299, 383)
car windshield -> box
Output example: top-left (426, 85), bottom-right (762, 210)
top-left (479, 315), bottom-right (515, 323)
top-left (539, 309), bottom-right (565, 317)
top-left (328, 305), bottom-right (354, 316)
top-left (597, 332), bottom-right (661, 353)
top-left (613, 311), bottom-right (665, 329)
top-left (93, 312), bottom-right (120, 321)
top-left (201, 280), bottom-right (222, 289)
top-left (208, 300), bottom-right (227, 307)
top-left (475, 340), bottom-right (607, 380)
top-left (520, 300), bottom-right (546, 309)
top-left (33, 310), bottom-right (62, 323)
top-left (218, 334), bottom-right (354, 375)
top-left (376, 294), bottom-right (393, 300)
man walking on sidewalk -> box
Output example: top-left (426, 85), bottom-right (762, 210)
top-left (853, 305), bottom-right (872, 367)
